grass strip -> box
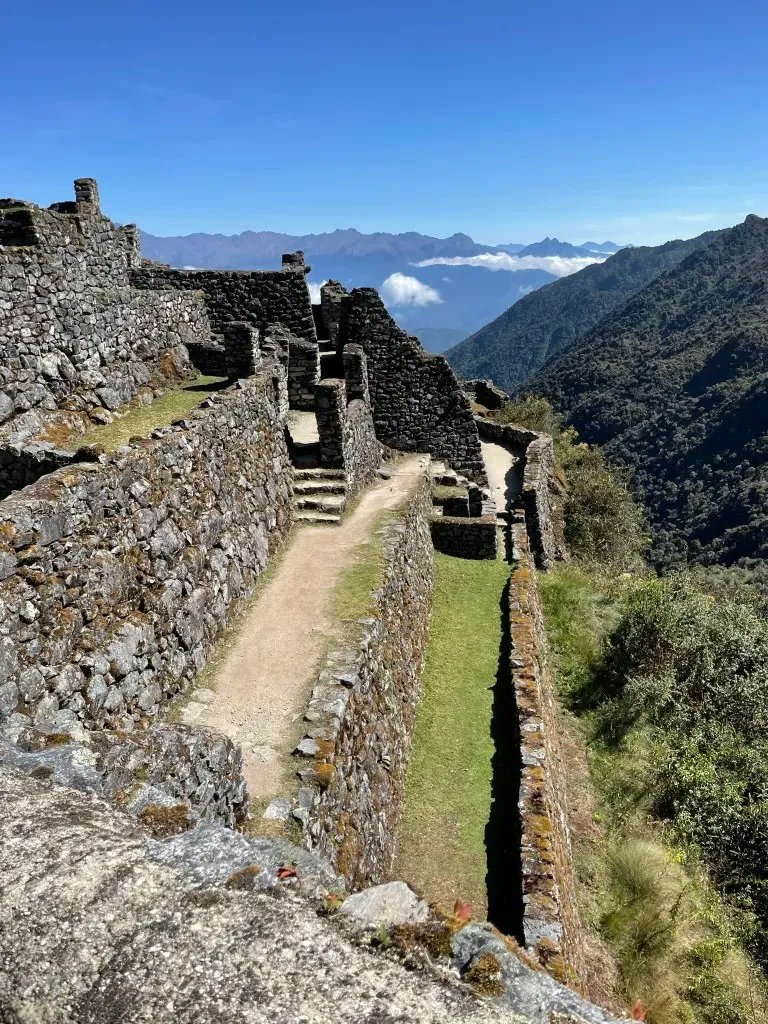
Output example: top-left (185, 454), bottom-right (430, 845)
top-left (394, 551), bottom-right (511, 918)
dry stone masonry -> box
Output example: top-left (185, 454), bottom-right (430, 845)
top-left (477, 417), bottom-right (567, 568)
top-left (0, 177), bottom-right (616, 1022)
top-left (508, 520), bottom-right (584, 983)
top-left (0, 180), bottom-right (209, 424)
top-left (0, 370), bottom-right (292, 733)
top-left (333, 284), bottom-right (488, 483)
top-left (295, 474), bottom-right (434, 886)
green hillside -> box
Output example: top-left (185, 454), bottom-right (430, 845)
top-left (530, 214), bottom-right (768, 572)
top-left (446, 230), bottom-right (720, 392)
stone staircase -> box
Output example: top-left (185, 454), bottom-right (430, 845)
top-left (293, 468), bottom-right (348, 525)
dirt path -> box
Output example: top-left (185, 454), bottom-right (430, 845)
top-left (184, 455), bottom-right (428, 803)
top-left (481, 440), bottom-right (522, 514)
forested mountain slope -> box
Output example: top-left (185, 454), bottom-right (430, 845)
top-left (446, 230), bottom-right (720, 391)
top-left (530, 214), bottom-right (768, 571)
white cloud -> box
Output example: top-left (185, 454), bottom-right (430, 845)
top-left (307, 279), bottom-right (328, 304)
top-left (412, 253), bottom-right (606, 278)
top-left (380, 272), bottom-right (443, 307)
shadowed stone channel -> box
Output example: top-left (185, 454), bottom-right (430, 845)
top-left (485, 573), bottom-right (525, 942)
top-left (480, 438), bottom-right (526, 939)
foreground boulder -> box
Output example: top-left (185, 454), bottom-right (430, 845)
top-left (0, 768), bottom-right (625, 1023)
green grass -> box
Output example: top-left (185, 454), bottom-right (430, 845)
top-left (330, 511), bottom-right (393, 629)
top-left (394, 552), bottom-right (511, 918)
top-left (539, 564), bottom-right (768, 1024)
top-left (431, 483), bottom-right (468, 502)
top-left (66, 374), bottom-right (228, 452)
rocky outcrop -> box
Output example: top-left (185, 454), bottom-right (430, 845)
top-left (0, 721), bottom-right (248, 829)
top-left (0, 766), bottom-right (626, 1024)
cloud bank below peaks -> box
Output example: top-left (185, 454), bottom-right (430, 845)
top-left (413, 253), bottom-right (606, 278)
top-left (381, 272), bottom-right (443, 306)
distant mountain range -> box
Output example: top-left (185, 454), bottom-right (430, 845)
top-left (138, 228), bottom-right (624, 349)
top-left (446, 230), bottom-right (719, 390)
top-left (516, 237), bottom-right (623, 257)
top-left (528, 215), bottom-right (768, 572)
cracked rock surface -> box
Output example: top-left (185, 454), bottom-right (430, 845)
top-left (0, 767), bottom-right (626, 1024)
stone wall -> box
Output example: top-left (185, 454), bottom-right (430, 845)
top-left (0, 439), bottom-right (99, 501)
top-left (131, 252), bottom-right (316, 342)
top-left (334, 286), bottom-right (487, 484)
top-left (462, 379), bottom-right (510, 411)
top-left (0, 180), bottom-right (211, 424)
top-left (0, 721), bottom-right (247, 829)
top-left (281, 329), bottom-right (319, 410)
top-left (430, 514), bottom-right (499, 559)
top-left (294, 475), bottom-right (433, 887)
top-left (0, 368), bottom-right (293, 734)
top-left (315, 345), bottom-right (381, 495)
top-left (476, 418), bottom-right (566, 568)
top-left (508, 519), bottom-right (585, 985)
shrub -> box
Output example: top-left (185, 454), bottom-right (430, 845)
top-left (594, 574), bottom-right (768, 966)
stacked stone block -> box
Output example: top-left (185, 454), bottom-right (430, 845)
top-left (221, 321), bottom-right (261, 378)
top-left (430, 515), bottom-right (498, 559)
top-left (284, 328), bottom-right (319, 410)
top-left (295, 475), bottom-right (434, 886)
top-left (320, 279), bottom-right (348, 344)
top-left (335, 285), bottom-right (486, 483)
top-left (0, 369), bottom-right (292, 734)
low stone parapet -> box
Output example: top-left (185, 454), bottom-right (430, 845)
top-left (508, 520), bottom-right (585, 984)
top-left (476, 417), bottom-right (566, 568)
top-left (294, 474), bottom-right (433, 886)
top-left (430, 513), bottom-right (499, 559)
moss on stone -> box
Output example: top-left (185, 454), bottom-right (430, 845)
top-left (464, 953), bottom-right (505, 997)
top-left (225, 864), bottom-right (263, 890)
top-left (137, 803), bottom-right (192, 838)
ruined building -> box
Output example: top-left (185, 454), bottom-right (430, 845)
top-left (0, 181), bottom-right (624, 1024)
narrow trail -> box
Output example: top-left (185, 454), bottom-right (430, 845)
top-left (185, 455), bottom-right (428, 802)
top-left (480, 439), bottom-right (522, 515)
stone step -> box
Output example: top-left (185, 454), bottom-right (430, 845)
top-left (294, 494), bottom-right (346, 514)
top-left (295, 510), bottom-right (343, 526)
top-left (293, 467), bottom-right (347, 481)
top-left (293, 480), bottom-right (347, 495)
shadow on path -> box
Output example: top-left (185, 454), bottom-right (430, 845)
top-left (485, 568), bottom-right (525, 942)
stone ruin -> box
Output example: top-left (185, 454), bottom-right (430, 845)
top-left (0, 180), bottom-right (624, 1023)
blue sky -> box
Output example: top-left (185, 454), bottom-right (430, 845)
top-left (2, 0), bottom-right (766, 245)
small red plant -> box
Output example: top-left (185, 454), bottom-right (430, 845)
top-left (632, 999), bottom-right (646, 1021)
